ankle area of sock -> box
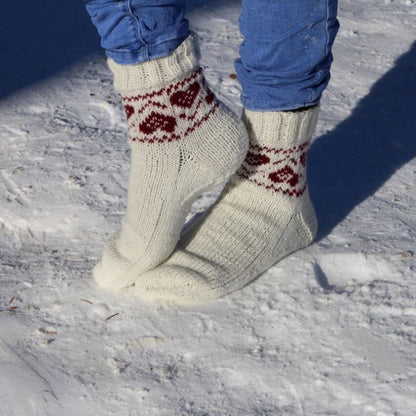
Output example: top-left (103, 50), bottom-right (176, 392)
top-left (107, 34), bottom-right (200, 94)
top-left (242, 104), bottom-right (320, 148)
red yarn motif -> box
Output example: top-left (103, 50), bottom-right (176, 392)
top-left (269, 166), bottom-right (299, 187)
top-left (139, 112), bottom-right (176, 135)
top-left (124, 105), bottom-right (134, 119)
top-left (238, 141), bottom-right (310, 197)
top-left (300, 151), bottom-right (308, 167)
top-left (205, 88), bottom-right (215, 105)
top-left (170, 82), bottom-right (200, 108)
top-left (245, 151), bottom-right (270, 167)
top-left (122, 70), bottom-right (216, 143)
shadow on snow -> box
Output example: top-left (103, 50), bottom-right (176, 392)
top-left (309, 42), bottom-right (416, 239)
top-left (0, 0), bottom-right (220, 99)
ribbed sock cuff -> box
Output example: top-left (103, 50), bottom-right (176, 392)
top-left (242, 105), bottom-right (320, 148)
top-left (107, 34), bottom-right (200, 93)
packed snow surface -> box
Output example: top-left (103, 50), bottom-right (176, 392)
top-left (1, 0), bottom-right (416, 415)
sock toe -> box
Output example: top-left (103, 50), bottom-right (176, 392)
top-left (128, 264), bottom-right (215, 303)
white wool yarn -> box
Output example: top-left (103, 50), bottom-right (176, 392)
top-left (129, 105), bottom-right (320, 303)
top-left (94, 36), bottom-right (248, 289)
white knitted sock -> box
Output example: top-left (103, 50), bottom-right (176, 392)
top-left (94, 36), bottom-right (248, 289)
top-left (128, 105), bottom-right (319, 302)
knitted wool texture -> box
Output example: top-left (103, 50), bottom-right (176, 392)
top-left (128, 105), bottom-right (320, 303)
top-left (94, 36), bottom-right (248, 290)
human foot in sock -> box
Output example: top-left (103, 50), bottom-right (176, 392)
top-left (128, 105), bottom-right (319, 303)
top-left (94, 36), bottom-right (248, 290)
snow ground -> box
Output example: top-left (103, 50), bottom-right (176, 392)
top-left (1, 0), bottom-right (416, 415)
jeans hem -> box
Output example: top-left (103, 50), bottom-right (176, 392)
top-left (241, 96), bottom-right (321, 112)
top-left (106, 36), bottom-right (187, 65)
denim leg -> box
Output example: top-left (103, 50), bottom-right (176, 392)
top-left (85, 0), bottom-right (188, 64)
top-left (235, 0), bottom-right (339, 111)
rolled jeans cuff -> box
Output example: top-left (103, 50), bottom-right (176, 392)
top-left (86, 0), bottom-right (188, 65)
top-left (105, 36), bottom-right (188, 65)
top-left (238, 71), bottom-right (330, 112)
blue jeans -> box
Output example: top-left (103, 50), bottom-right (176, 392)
top-left (85, 0), bottom-right (188, 64)
top-left (86, 0), bottom-right (339, 111)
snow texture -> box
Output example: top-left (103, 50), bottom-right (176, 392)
top-left (1, 0), bottom-right (416, 415)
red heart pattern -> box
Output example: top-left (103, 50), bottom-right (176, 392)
top-left (245, 151), bottom-right (270, 166)
top-left (139, 112), bottom-right (177, 135)
top-left (121, 69), bottom-right (218, 143)
top-left (237, 142), bottom-right (310, 197)
top-left (170, 82), bottom-right (200, 108)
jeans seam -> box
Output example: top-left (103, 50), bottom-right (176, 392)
top-left (324, 0), bottom-right (330, 57)
top-left (125, 0), bottom-right (148, 60)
